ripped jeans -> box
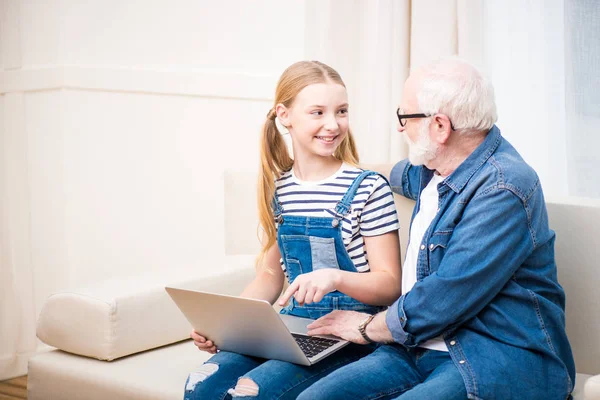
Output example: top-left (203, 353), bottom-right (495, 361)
top-left (184, 344), bottom-right (375, 400)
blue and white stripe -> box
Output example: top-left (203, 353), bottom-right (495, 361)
top-left (275, 164), bottom-right (400, 273)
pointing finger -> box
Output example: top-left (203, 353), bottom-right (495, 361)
top-left (278, 280), bottom-right (299, 306)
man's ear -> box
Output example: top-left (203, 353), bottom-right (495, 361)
top-left (275, 104), bottom-right (290, 127)
top-left (432, 114), bottom-right (452, 144)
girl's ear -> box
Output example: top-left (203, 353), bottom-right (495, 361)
top-left (275, 103), bottom-right (290, 127)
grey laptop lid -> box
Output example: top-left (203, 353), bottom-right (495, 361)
top-left (165, 286), bottom-right (349, 366)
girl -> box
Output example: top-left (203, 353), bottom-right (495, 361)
top-left (185, 61), bottom-right (402, 400)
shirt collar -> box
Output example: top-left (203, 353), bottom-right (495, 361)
top-left (438, 125), bottom-right (502, 193)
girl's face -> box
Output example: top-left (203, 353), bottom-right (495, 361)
top-left (281, 83), bottom-right (349, 159)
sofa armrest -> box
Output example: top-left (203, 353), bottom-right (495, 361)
top-left (585, 374), bottom-right (600, 400)
top-left (37, 258), bottom-right (256, 361)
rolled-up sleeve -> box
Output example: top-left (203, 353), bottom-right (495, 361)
top-left (389, 159), bottom-right (421, 200)
top-left (385, 295), bottom-right (416, 345)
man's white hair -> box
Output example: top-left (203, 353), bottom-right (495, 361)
top-left (415, 57), bottom-right (498, 134)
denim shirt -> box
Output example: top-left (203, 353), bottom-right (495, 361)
top-left (386, 126), bottom-right (576, 399)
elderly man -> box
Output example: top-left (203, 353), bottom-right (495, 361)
top-left (301, 58), bottom-right (575, 400)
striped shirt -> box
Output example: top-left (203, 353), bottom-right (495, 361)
top-left (275, 163), bottom-right (400, 273)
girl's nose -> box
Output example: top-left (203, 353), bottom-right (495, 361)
top-left (324, 114), bottom-right (339, 131)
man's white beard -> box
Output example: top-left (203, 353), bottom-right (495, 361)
top-left (404, 120), bottom-right (438, 166)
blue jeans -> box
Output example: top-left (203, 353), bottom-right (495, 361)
top-left (297, 345), bottom-right (467, 400)
top-left (184, 343), bottom-right (375, 400)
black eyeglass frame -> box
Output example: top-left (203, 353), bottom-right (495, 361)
top-left (396, 108), bottom-right (456, 131)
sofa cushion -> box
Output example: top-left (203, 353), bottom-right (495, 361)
top-left (27, 342), bottom-right (595, 400)
top-left (36, 258), bottom-right (255, 361)
top-left (28, 341), bottom-right (206, 400)
top-left (584, 374), bottom-right (600, 400)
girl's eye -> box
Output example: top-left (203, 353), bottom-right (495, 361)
top-left (311, 110), bottom-right (323, 116)
top-left (338, 108), bottom-right (348, 115)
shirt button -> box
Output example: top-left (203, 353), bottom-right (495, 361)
top-left (450, 340), bottom-right (456, 346)
top-left (459, 360), bottom-right (466, 364)
top-left (420, 244), bottom-right (425, 250)
top-left (429, 244), bottom-right (434, 250)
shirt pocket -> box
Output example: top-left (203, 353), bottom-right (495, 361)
top-left (309, 236), bottom-right (340, 271)
top-left (427, 232), bottom-right (452, 273)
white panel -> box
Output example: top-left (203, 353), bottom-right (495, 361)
top-left (59, 89), bottom-right (270, 285)
top-left (20, 0), bottom-right (61, 67)
top-left (1, 0), bottom-right (21, 69)
top-left (457, 0), bottom-right (484, 67)
top-left (0, 93), bottom-right (11, 375)
top-left (0, 71), bottom-right (5, 93)
top-left (1, 67), bottom-right (65, 93)
top-left (410, 0), bottom-right (457, 69)
top-left (61, 0), bottom-right (305, 74)
top-left (0, 66), bottom-right (278, 100)
top-left (0, 93), bottom-right (37, 380)
top-left (24, 90), bottom-right (70, 317)
top-left (0, 1), bottom-right (4, 69)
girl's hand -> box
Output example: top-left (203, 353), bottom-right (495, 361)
top-left (278, 269), bottom-right (341, 306)
top-left (190, 329), bottom-right (217, 354)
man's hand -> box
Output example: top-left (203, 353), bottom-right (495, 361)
top-left (306, 310), bottom-right (371, 344)
top-left (278, 269), bottom-right (341, 306)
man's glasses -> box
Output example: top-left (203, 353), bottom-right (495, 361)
top-left (396, 108), bottom-right (456, 131)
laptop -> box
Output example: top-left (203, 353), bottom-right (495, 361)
top-left (165, 287), bottom-right (349, 366)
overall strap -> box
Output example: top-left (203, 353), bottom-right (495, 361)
top-left (271, 190), bottom-right (284, 223)
top-left (334, 170), bottom-right (380, 218)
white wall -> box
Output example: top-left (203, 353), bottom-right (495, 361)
top-left (7, 0), bottom-right (305, 279)
top-left (0, 0), bottom-right (305, 379)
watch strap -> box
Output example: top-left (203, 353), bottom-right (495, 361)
top-left (358, 314), bottom-right (376, 343)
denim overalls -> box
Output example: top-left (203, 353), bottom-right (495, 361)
top-left (274, 170), bottom-right (386, 319)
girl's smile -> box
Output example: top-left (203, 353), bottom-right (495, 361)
top-left (279, 82), bottom-right (349, 160)
top-left (315, 134), bottom-right (339, 144)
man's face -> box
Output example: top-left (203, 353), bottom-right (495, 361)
top-left (397, 75), bottom-right (438, 166)
top-left (404, 119), bottom-right (438, 166)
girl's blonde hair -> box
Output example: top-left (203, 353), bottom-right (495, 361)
top-left (257, 61), bottom-right (359, 269)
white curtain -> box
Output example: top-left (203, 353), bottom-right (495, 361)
top-left (306, 0), bottom-right (600, 200)
top-left (481, 0), bottom-right (600, 199)
top-left (564, 0), bottom-right (600, 198)
top-left (303, 0), bottom-right (484, 165)
top-left (303, 0), bottom-right (410, 164)
top-left (0, 93), bottom-right (39, 380)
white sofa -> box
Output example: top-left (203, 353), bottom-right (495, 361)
top-left (27, 165), bottom-right (600, 400)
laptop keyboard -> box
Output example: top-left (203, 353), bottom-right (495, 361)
top-left (291, 333), bottom-right (339, 358)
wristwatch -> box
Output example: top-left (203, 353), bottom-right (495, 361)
top-left (358, 314), bottom-right (376, 343)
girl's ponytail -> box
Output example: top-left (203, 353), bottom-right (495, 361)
top-left (256, 111), bottom-right (292, 270)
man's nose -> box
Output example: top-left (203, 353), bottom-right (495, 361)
top-left (397, 121), bottom-right (405, 133)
